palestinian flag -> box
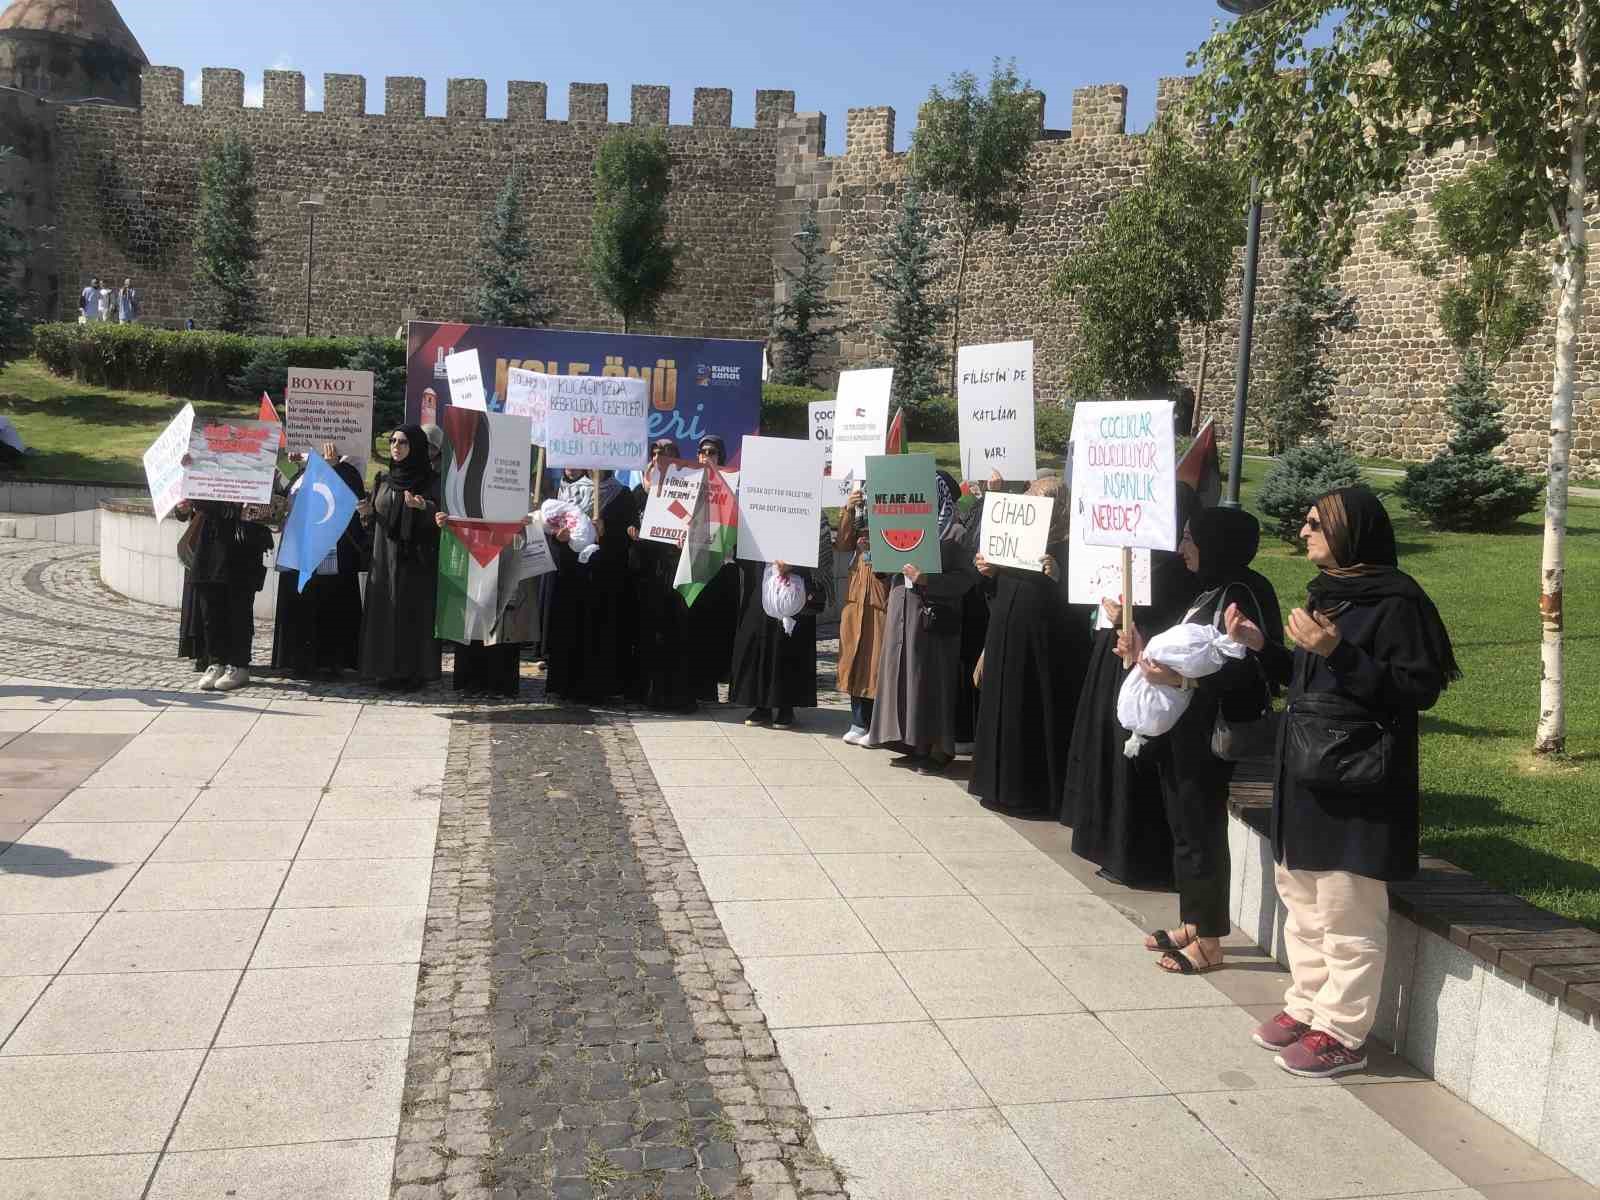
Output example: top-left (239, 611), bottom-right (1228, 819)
top-left (674, 466), bottom-right (738, 607)
top-left (436, 517), bottom-right (524, 643)
top-left (886, 407), bottom-right (907, 455)
top-left (1177, 418), bottom-right (1223, 508)
top-left (260, 392), bottom-right (292, 481)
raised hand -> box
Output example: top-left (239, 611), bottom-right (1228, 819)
top-left (1225, 602), bottom-right (1266, 651)
top-left (1288, 607), bottom-right (1341, 657)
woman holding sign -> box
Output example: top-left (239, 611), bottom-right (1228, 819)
top-left (729, 517), bottom-right (834, 728)
top-left (628, 439), bottom-right (698, 713)
top-left (546, 469), bottom-right (639, 703)
top-left (359, 426), bottom-right (443, 690)
top-left (271, 447), bottom-right (369, 680)
top-left (969, 477), bottom-right (1092, 815)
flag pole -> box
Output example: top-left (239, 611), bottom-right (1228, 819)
top-left (591, 469), bottom-right (601, 522)
top-left (532, 447), bottom-right (545, 503)
top-left (1121, 546), bottom-right (1135, 672)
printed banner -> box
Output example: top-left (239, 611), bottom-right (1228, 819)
top-left (543, 376), bottom-right (649, 471)
top-left (183, 419), bottom-right (280, 506)
top-left (143, 404), bottom-right (195, 522)
top-left (809, 400), bottom-right (835, 473)
top-left (736, 435), bottom-right (826, 568)
top-left (517, 529), bottom-right (557, 580)
top-left (829, 368), bottom-right (894, 483)
top-left (436, 517), bottom-right (524, 643)
top-left (441, 408), bottom-right (533, 522)
top-left (284, 367), bottom-right (375, 470)
top-left (639, 464), bottom-right (739, 547)
top-left (446, 349), bottom-right (488, 412)
top-left (503, 367), bottom-right (548, 447)
top-left (866, 453), bottom-right (941, 575)
top-left (405, 321), bottom-right (763, 466)
top-left (1070, 400), bottom-right (1178, 552)
top-left (958, 340), bottom-right (1036, 483)
top-left (980, 491), bottom-right (1053, 573)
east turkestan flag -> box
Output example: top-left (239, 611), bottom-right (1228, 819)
top-left (674, 466), bottom-right (738, 607)
top-left (436, 518), bottom-right (527, 643)
top-left (276, 451), bottom-right (358, 593)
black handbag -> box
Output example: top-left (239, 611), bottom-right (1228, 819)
top-left (919, 600), bottom-right (960, 635)
top-left (1204, 582), bottom-right (1279, 763)
top-left (1283, 690), bottom-right (1394, 792)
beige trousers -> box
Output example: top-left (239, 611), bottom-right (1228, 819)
top-left (1275, 863), bottom-right (1389, 1049)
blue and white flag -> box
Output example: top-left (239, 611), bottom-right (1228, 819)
top-left (277, 451), bottom-right (358, 594)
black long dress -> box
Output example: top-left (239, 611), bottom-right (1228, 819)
top-left (729, 558), bottom-right (819, 711)
top-left (968, 539), bottom-right (1092, 815)
top-left (686, 562), bottom-right (739, 702)
top-left (359, 474), bottom-right (443, 688)
top-left (270, 464), bottom-right (368, 679)
top-left (630, 486), bottom-right (698, 712)
top-left (956, 516), bottom-right (990, 746)
top-left (545, 487), bottom-right (639, 704)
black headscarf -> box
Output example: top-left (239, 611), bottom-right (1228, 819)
top-left (936, 471), bottom-right (961, 541)
top-left (386, 425), bottom-right (434, 493)
top-left (1188, 507), bottom-right (1261, 591)
top-left (1306, 486), bottom-right (1460, 684)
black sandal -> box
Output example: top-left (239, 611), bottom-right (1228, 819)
top-left (1145, 926), bottom-right (1193, 953)
top-left (1157, 944), bottom-right (1221, 975)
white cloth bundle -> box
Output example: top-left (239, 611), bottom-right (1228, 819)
top-left (538, 499), bottom-right (600, 564)
top-left (1115, 622), bottom-right (1249, 757)
top-left (762, 563), bottom-right (807, 635)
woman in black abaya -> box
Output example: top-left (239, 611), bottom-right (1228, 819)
top-left (545, 470), bottom-right (639, 704)
top-left (359, 426), bottom-right (442, 690)
top-left (271, 451), bottom-right (368, 679)
top-left (968, 477), bottom-right (1092, 815)
top-left (729, 517), bottom-right (833, 728)
top-left (629, 440), bottom-right (699, 712)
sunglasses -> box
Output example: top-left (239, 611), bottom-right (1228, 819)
top-left (1305, 515), bottom-right (1322, 531)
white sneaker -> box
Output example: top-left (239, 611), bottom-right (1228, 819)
top-left (197, 664), bottom-right (224, 691)
top-left (214, 666), bottom-right (249, 692)
top-left (842, 727), bottom-right (866, 745)
top-left (954, 741), bottom-right (976, 756)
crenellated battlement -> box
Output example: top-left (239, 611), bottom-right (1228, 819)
top-left (137, 66), bottom-right (797, 129)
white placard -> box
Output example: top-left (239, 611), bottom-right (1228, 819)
top-left (639, 463), bottom-right (706, 547)
top-left (446, 349), bottom-right (487, 412)
top-left (543, 376), bottom-right (650, 471)
top-left (958, 340), bottom-right (1036, 483)
top-left (820, 473), bottom-right (857, 507)
top-left (1070, 400), bottom-right (1177, 552)
top-left (829, 368), bottom-right (893, 483)
top-left (143, 404), bottom-right (195, 522)
top-left (736, 435), bottom-right (826, 568)
top-left (979, 491), bottom-right (1053, 573)
top-left (284, 367), bottom-right (375, 470)
top-left (504, 367), bottom-right (548, 446)
top-left (809, 400), bottom-right (836, 473)
top-left (516, 530), bottom-right (557, 580)
top-left (183, 419), bottom-right (280, 506)
top-left (1068, 506), bottom-right (1153, 608)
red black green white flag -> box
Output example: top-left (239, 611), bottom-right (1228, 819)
top-left (436, 517), bottom-right (525, 643)
top-left (673, 466), bottom-right (738, 607)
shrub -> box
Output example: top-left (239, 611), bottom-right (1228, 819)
top-left (343, 337), bottom-right (408, 431)
top-left (1256, 439), bottom-right (1365, 546)
top-left (758, 382), bottom-right (829, 437)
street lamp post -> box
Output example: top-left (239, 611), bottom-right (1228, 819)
top-left (1216, 0), bottom-right (1279, 509)
top-left (298, 195), bottom-right (325, 337)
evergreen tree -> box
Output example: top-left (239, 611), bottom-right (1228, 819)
top-left (469, 167), bottom-right (555, 328)
top-left (191, 134), bottom-right (262, 333)
top-left (0, 149), bottom-right (31, 368)
top-left (870, 186), bottom-right (951, 407)
top-left (1257, 251), bottom-right (1358, 454)
top-left (588, 129), bottom-right (679, 333)
top-left (769, 215), bottom-right (849, 389)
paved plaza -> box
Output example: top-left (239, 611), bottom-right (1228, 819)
top-left (1, 535), bottom-right (1597, 1199)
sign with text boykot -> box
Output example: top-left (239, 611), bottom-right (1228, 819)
top-left (285, 367), bottom-right (375, 471)
top-left (543, 376), bottom-right (649, 472)
top-left (641, 465), bottom-right (739, 548)
top-left (736, 435), bottom-right (826, 568)
top-left (866, 453), bottom-right (941, 576)
top-left (958, 340), bottom-right (1036, 483)
top-left (1071, 400), bottom-right (1178, 553)
top-left (829, 368), bottom-right (893, 484)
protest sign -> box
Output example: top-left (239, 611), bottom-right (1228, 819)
top-left (517, 528), bottom-right (557, 580)
top-left (143, 404), bottom-right (195, 521)
top-left (441, 408), bottom-right (533, 523)
top-left (958, 340), bottom-right (1036, 483)
top-left (1068, 507), bottom-right (1153, 608)
top-left (1071, 400), bottom-right (1177, 552)
top-left (829, 368), bottom-right (893, 483)
top-left (543, 376), bottom-right (650, 472)
top-left (446, 349), bottom-right (487, 412)
top-left (980, 491), bottom-right (1053, 573)
top-left (820, 473), bottom-right (857, 507)
top-left (639, 463), bottom-right (706, 547)
top-left (503, 367), bottom-right (549, 446)
top-left (866, 453), bottom-right (941, 575)
top-left (809, 400), bottom-right (835, 472)
top-left (183, 419), bottom-right (280, 506)
top-left (284, 367), bottom-right (375, 470)
top-left (736, 435), bottom-right (826, 568)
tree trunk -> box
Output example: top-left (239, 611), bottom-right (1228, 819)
top-left (949, 234), bottom-right (971, 396)
top-left (1537, 1), bottom-right (1588, 756)
top-left (1195, 322), bottom-right (1213, 429)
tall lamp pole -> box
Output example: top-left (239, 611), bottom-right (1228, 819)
top-left (298, 195), bottom-right (325, 337)
top-left (1216, 0), bottom-right (1278, 509)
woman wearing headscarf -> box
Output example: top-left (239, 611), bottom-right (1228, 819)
top-left (685, 435), bottom-right (740, 703)
top-left (1246, 486), bottom-right (1457, 1079)
top-left (834, 485), bottom-right (889, 744)
top-left (628, 439), bottom-right (699, 712)
top-left (870, 472), bottom-right (978, 773)
top-left (545, 469), bottom-right (639, 703)
top-left (1063, 483), bottom-right (1204, 886)
top-left (177, 500), bottom-right (275, 691)
top-left (729, 515), bottom-right (833, 728)
top-left (359, 425), bottom-right (443, 690)
top-left (968, 476), bottom-right (1092, 814)
top-left (270, 446), bottom-right (369, 680)
top-left (1129, 506), bottom-right (1290, 976)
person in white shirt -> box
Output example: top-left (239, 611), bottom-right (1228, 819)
top-left (117, 279), bottom-right (139, 323)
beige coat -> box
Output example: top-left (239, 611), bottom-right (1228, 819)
top-left (835, 506), bottom-right (888, 698)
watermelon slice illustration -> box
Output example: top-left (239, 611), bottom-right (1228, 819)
top-left (881, 527), bottom-right (925, 553)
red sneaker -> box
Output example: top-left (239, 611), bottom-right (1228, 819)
top-left (1251, 1011), bottom-right (1311, 1050)
top-left (1275, 1030), bottom-right (1368, 1078)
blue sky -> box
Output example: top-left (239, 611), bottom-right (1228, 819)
top-left (117, 0), bottom-right (1232, 148)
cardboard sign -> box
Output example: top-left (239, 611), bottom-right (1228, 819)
top-left (503, 367), bottom-right (549, 447)
top-left (809, 400), bottom-right (836, 473)
top-left (284, 367), bottom-right (375, 470)
top-left (1069, 505), bottom-right (1153, 608)
top-left (958, 340), bottom-right (1036, 483)
top-left (1071, 400), bottom-right (1178, 552)
top-left (517, 529), bottom-right (557, 580)
top-left (143, 404), bottom-right (195, 521)
top-left (446, 349), bottom-right (487, 412)
top-left (441, 408), bottom-right (533, 522)
top-left (866, 453), bottom-right (941, 575)
top-left (820, 473), bottom-right (857, 507)
top-left (736, 435), bottom-right (826, 568)
top-left (639, 463), bottom-right (706, 547)
top-left (183, 419), bottom-right (281, 506)
top-left (980, 492), bottom-right (1053, 573)
top-left (543, 376), bottom-right (650, 471)
top-left (830, 368), bottom-right (893, 483)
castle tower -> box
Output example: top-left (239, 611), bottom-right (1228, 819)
top-left (0, 0), bottom-right (148, 105)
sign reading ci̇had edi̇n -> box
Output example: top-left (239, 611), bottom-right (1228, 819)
top-left (284, 367), bottom-right (375, 471)
top-left (1071, 400), bottom-right (1177, 553)
top-left (958, 340), bottom-right (1036, 483)
top-left (543, 376), bottom-right (650, 472)
top-left (979, 491), bottom-right (1053, 573)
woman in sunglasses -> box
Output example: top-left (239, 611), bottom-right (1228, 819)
top-left (359, 426), bottom-right (443, 690)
